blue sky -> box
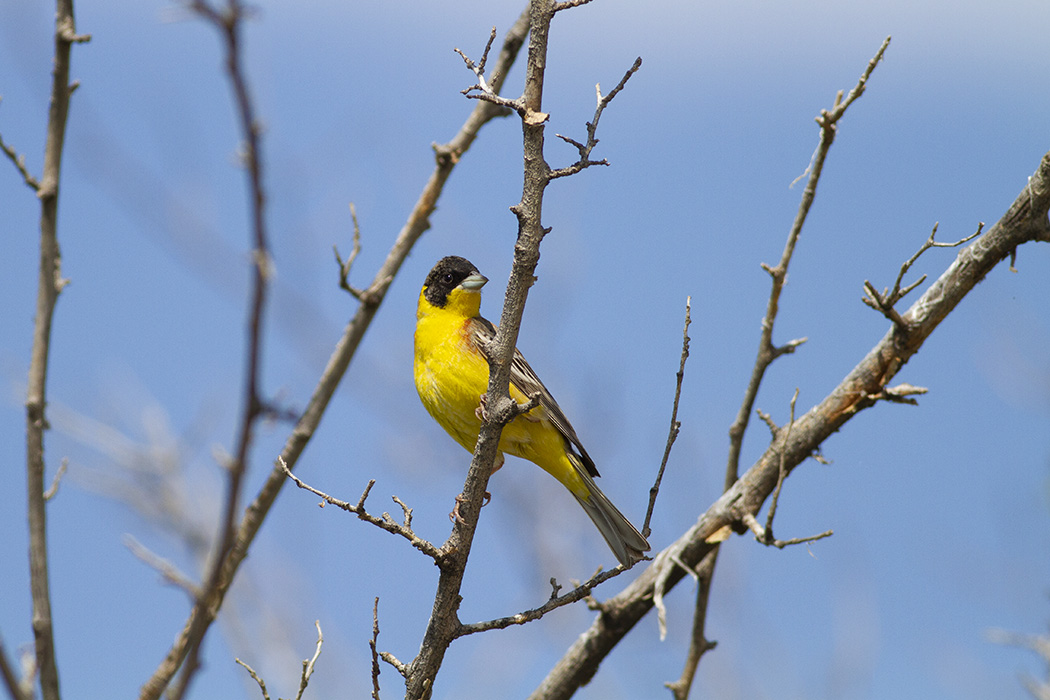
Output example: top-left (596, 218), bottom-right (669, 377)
top-left (2, 1), bottom-right (1049, 699)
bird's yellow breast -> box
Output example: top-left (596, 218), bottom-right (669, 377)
top-left (414, 296), bottom-right (491, 452)
top-left (413, 286), bottom-right (590, 499)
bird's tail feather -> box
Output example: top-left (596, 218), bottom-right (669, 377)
top-left (570, 464), bottom-right (650, 567)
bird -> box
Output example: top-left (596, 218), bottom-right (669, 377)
top-left (413, 255), bottom-right (651, 567)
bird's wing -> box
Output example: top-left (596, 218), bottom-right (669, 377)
top-left (469, 316), bottom-right (599, 478)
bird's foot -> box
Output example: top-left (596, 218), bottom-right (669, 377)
top-left (449, 491), bottom-right (492, 524)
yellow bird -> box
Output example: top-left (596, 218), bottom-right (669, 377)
top-left (413, 256), bottom-right (650, 567)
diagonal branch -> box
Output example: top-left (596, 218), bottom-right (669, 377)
top-left (655, 39), bottom-right (893, 700)
top-left (529, 148), bottom-right (1050, 700)
top-left (0, 124), bottom-right (41, 191)
top-left (280, 460), bottom-right (442, 559)
top-left (725, 35), bottom-right (890, 490)
top-left (137, 9), bottom-right (532, 699)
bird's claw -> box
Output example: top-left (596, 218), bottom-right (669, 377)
top-left (449, 491), bottom-right (492, 524)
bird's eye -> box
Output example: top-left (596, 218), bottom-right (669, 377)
top-left (444, 273), bottom-right (453, 283)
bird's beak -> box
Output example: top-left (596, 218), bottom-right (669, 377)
top-left (459, 273), bottom-right (488, 291)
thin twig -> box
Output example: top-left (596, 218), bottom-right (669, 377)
top-left (0, 126), bottom-right (41, 191)
top-left (862, 221), bottom-right (984, 325)
top-left (741, 513), bottom-right (834, 549)
top-left (550, 56), bottom-right (642, 179)
top-left (234, 658), bottom-right (271, 700)
top-left (725, 37), bottom-right (890, 490)
top-left (763, 388), bottom-right (799, 539)
top-left (370, 600), bottom-right (382, 700)
top-left (279, 458), bottom-right (443, 560)
top-left (123, 535), bottom-right (201, 598)
top-left (42, 458), bottom-right (68, 501)
top-left (455, 565), bottom-right (629, 637)
top-left (532, 38), bottom-right (897, 700)
top-left (334, 202), bottom-right (366, 299)
top-left (643, 296), bottom-right (691, 537)
top-left (456, 27), bottom-right (523, 113)
top-left (294, 621), bottom-right (323, 700)
top-left (665, 550), bottom-right (718, 700)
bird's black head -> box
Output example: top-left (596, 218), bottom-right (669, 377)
top-left (422, 256), bottom-right (487, 308)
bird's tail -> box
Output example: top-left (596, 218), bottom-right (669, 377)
top-left (570, 462), bottom-right (650, 567)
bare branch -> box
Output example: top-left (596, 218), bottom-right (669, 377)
top-left (406, 1), bottom-right (633, 695)
top-left (762, 389), bottom-right (799, 539)
top-left (552, 0), bottom-right (595, 12)
top-left (334, 203), bottom-right (366, 299)
top-left (293, 621), bottom-right (323, 700)
top-left (235, 659), bottom-right (271, 700)
top-left (643, 296), bottom-right (691, 537)
top-left (279, 458), bottom-right (443, 560)
top-left (370, 601), bottom-right (382, 700)
top-left (24, 3), bottom-right (90, 700)
top-left (42, 458), bottom-right (68, 501)
top-left (726, 38), bottom-right (889, 490)
top-left (0, 126), bottom-right (41, 191)
top-left (862, 221), bottom-right (984, 325)
top-left (455, 565), bottom-right (629, 637)
top-left (550, 56), bottom-right (642, 179)
top-left (379, 651), bottom-right (408, 679)
top-left (529, 146), bottom-right (1050, 700)
top-left (664, 551), bottom-right (719, 700)
top-left (123, 535), bottom-right (200, 598)
top-left (152, 2), bottom-right (277, 696)
top-left (138, 9), bottom-right (533, 700)
top-left (742, 513), bottom-right (834, 550)
top-left (456, 26), bottom-right (523, 113)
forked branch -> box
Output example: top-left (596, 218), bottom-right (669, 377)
top-left (862, 221), bottom-right (984, 326)
top-left (529, 146), bottom-right (1050, 700)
